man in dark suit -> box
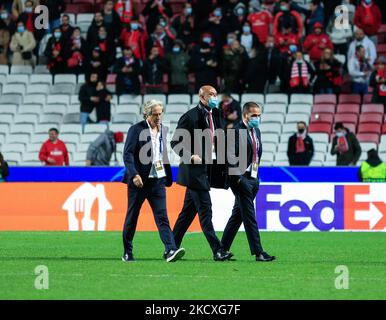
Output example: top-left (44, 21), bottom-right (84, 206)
top-left (122, 100), bottom-right (185, 263)
top-left (222, 102), bottom-right (276, 262)
top-left (171, 85), bottom-right (233, 261)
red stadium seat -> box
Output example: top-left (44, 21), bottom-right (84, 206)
top-left (338, 94), bottom-right (361, 104)
top-left (65, 3), bottom-right (93, 13)
top-left (358, 123), bottom-right (381, 134)
top-left (312, 104), bottom-right (335, 114)
top-left (363, 94), bottom-right (373, 104)
top-left (314, 94), bottom-right (337, 105)
top-left (382, 123), bottom-right (386, 134)
top-left (107, 74), bottom-right (117, 84)
top-left (336, 103), bottom-right (360, 114)
top-left (334, 114), bottom-right (358, 124)
top-left (384, 114), bottom-right (386, 123)
top-left (357, 133), bottom-right (380, 144)
top-left (377, 44), bottom-right (386, 54)
top-left (361, 104), bottom-right (384, 114)
top-left (359, 113), bottom-right (383, 124)
top-left (308, 122), bottom-right (332, 134)
top-left (310, 113), bottom-right (334, 123)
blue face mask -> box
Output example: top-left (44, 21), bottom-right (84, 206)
top-left (203, 37), bottom-right (212, 44)
top-left (185, 8), bottom-right (192, 15)
top-left (172, 47), bottom-right (180, 53)
top-left (159, 21), bottom-right (167, 27)
top-left (336, 131), bottom-right (344, 137)
top-left (243, 26), bottom-right (251, 33)
top-left (289, 44), bottom-right (297, 53)
top-left (17, 26), bottom-right (25, 33)
top-left (1, 13), bottom-right (8, 20)
top-left (214, 10), bottom-right (222, 17)
top-left (25, 7), bottom-right (33, 13)
top-left (131, 23), bottom-right (139, 30)
top-left (99, 34), bottom-right (106, 40)
top-left (364, 0), bottom-right (372, 4)
top-left (208, 97), bottom-right (219, 109)
top-left (227, 38), bottom-right (234, 46)
top-left (54, 32), bottom-right (61, 39)
top-left (248, 117), bottom-right (260, 128)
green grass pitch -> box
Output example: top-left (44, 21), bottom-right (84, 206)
top-left (0, 231), bottom-right (385, 300)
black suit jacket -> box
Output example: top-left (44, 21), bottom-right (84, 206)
top-left (122, 120), bottom-right (173, 188)
top-left (227, 120), bottom-right (263, 184)
top-left (171, 103), bottom-right (228, 191)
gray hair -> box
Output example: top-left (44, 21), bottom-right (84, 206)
top-left (142, 99), bottom-right (164, 119)
top-left (242, 102), bottom-right (263, 114)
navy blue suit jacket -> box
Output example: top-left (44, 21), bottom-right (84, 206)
top-left (122, 120), bottom-right (173, 188)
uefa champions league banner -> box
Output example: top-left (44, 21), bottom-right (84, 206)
top-left (0, 182), bottom-right (384, 232)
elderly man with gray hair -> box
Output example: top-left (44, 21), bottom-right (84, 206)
top-left (121, 99), bottom-right (185, 263)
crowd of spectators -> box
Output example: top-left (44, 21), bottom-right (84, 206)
top-left (0, 0), bottom-right (385, 101)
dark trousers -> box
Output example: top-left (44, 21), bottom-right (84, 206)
top-left (222, 174), bottom-right (264, 256)
top-left (173, 188), bottom-right (222, 254)
top-left (122, 178), bottom-right (176, 254)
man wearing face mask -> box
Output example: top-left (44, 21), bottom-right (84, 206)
top-left (44, 27), bottom-right (66, 75)
top-left (146, 23), bottom-right (173, 58)
top-left (354, 0), bottom-right (382, 43)
top-left (171, 3), bottom-right (195, 47)
top-left (171, 85), bottom-right (232, 261)
top-left (119, 18), bottom-right (146, 60)
top-left (347, 28), bottom-right (377, 66)
top-left (189, 34), bottom-right (219, 91)
top-left (273, 0), bottom-right (304, 41)
top-left (331, 122), bottom-right (362, 166)
top-left (165, 40), bottom-right (189, 93)
top-left (247, 1), bottom-right (273, 44)
top-left (10, 21), bottom-right (36, 66)
top-left (0, 10), bottom-right (14, 65)
top-left (223, 102), bottom-right (276, 262)
top-left (287, 122), bottom-right (314, 166)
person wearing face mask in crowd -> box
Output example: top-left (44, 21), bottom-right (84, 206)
top-left (369, 56), bottom-right (386, 113)
top-left (354, 0), bottom-right (382, 44)
top-left (18, 0), bottom-right (45, 42)
top-left (326, 6), bottom-right (353, 56)
top-left (0, 10), bottom-right (13, 65)
top-left (247, 1), bottom-right (273, 44)
top-left (245, 35), bottom-right (281, 93)
top-left (11, 0), bottom-right (38, 20)
top-left (347, 27), bottom-right (377, 67)
top-left (171, 85), bottom-right (232, 262)
top-left (287, 50), bottom-right (315, 94)
top-left (143, 46), bottom-right (168, 93)
top-left (90, 26), bottom-right (116, 67)
top-left (142, 0), bottom-right (173, 35)
top-left (65, 27), bottom-right (87, 75)
top-left (146, 23), bottom-right (173, 58)
top-left (273, 0), bottom-right (304, 42)
top-left (239, 22), bottom-right (261, 57)
top-left (331, 122), bottom-right (361, 166)
top-left (303, 22), bottom-right (334, 63)
top-left (39, 0), bottom-right (66, 33)
top-left (44, 27), bottom-right (66, 74)
top-left (171, 3), bottom-right (196, 47)
top-left (114, 46), bottom-right (141, 95)
top-left (10, 21), bottom-right (36, 66)
top-left (218, 93), bottom-right (242, 129)
top-left (165, 40), bottom-right (189, 93)
top-left (120, 18), bottom-right (147, 61)
top-left (306, 0), bottom-right (324, 35)
top-left (86, 47), bottom-right (108, 81)
top-left (221, 34), bottom-right (249, 94)
top-left (287, 121), bottom-right (314, 166)
top-left (225, 1), bottom-right (248, 34)
top-left (189, 33), bottom-right (219, 91)
top-left (222, 102), bottom-right (276, 262)
top-left (202, 7), bottom-right (230, 53)
top-left (78, 73), bottom-right (100, 133)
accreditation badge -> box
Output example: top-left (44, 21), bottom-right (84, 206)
top-left (212, 146), bottom-right (217, 160)
top-left (155, 160), bottom-right (166, 178)
top-left (251, 162), bottom-right (259, 179)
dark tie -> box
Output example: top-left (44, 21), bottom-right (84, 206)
top-left (207, 111), bottom-right (214, 145)
top-left (251, 129), bottom-right (257, 162)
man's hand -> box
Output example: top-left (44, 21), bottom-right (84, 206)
top-left (47, 157), bottom-right (56, 164)
top-left (191, 155), bottom-right (202, 164)
top-left (90, 96), bottom-right (100, 103)
top-left (85, 160), bottom-right (92, 166)
top-left (133, 174), bottom-right (144, 188)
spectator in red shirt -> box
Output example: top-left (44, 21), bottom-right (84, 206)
top-left (303, 22), bottom-right (333, 62)
top-left (354, 0), bottom-right (382, 40)
top-left (247, 2), bottom-right (273, 44)
top-left (120, 18), bottom-right (147, 60)
top-left (146, 23), bottom-right (173, 58)
top-left (275, 23), bottom-right (300, 54)
top-left (39, 128), bottom-right (69, 166)
top-left (272, 0), bottom-right (303, 41)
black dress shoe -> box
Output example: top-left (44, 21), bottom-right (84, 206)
top-left (256, 252), bottom-right (276, 262)
top-left (213, 249), bottom-right (233, 261)
top-left (122, 253), bottom-right (135, 262)
top-left (166, 248), bottom-right (185, 262)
